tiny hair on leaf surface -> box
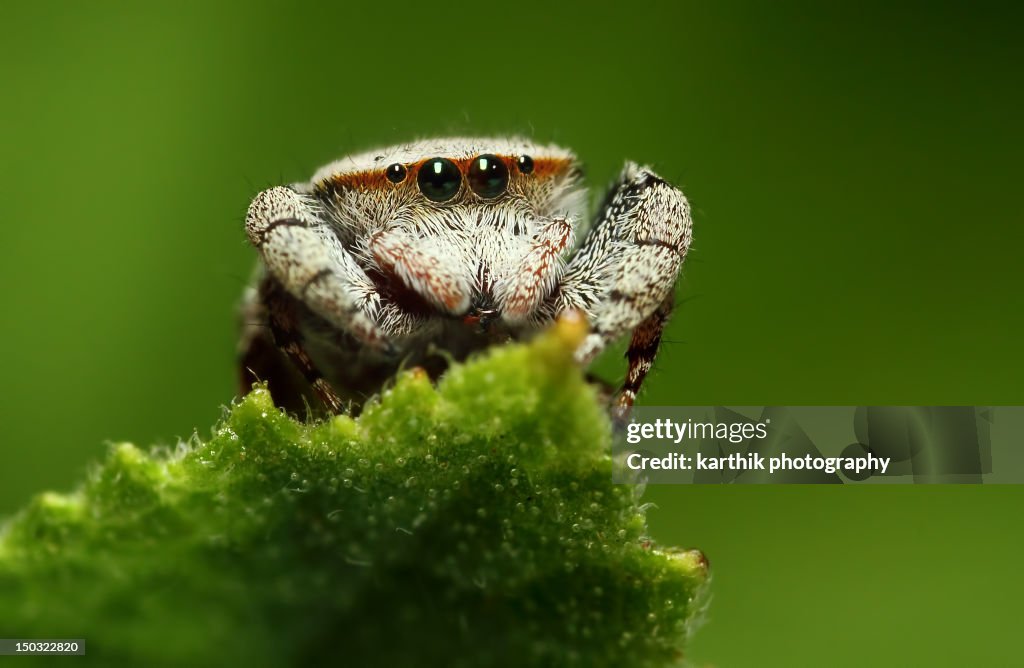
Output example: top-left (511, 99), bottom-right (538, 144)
top-left (0, 317), bottom-right (708, 668)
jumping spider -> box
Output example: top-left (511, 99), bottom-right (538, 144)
top-left (238, 137), bottom-right (692, 418)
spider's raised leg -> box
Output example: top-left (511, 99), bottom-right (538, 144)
top-left (244, 186), bottom-right (426, 412)
top-left (550, 163), bottom-right (692, 414)
top-left (246, 186), bottom-right (399, 351)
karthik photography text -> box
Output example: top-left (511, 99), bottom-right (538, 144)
top-left (626, 451), bottom-right (890, 475)
top-left (623, 418), bottom-right (890, 476)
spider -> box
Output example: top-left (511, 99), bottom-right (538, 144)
top-left (238, 137), bottom-right (692, 419)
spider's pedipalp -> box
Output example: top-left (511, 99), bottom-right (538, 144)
top-left (369, 227), bottom-right (473, 315)
top-left (495, 215), bottom-right (575, 324)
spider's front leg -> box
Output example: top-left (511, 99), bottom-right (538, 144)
top-left (244, 187), bottom-right (419, 411)
top-left (551, 163), bottom-right (693, 417)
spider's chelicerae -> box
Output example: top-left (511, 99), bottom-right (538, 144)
top-left (238, 137), bottom-right (692, 419)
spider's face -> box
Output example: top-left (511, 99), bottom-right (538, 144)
top-left (300, 138), bottom-right (587, 320)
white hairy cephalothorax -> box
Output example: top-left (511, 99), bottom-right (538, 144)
top-left (239, 137), bottom-right (693, 417)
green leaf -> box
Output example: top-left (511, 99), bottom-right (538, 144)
top-left (0, 319), bottom-right (708, 667)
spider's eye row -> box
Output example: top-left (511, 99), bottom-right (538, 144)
top-left (386, 163), bottom-right (407, 183)
top-left (414, 154), bottom-right (531, 202)
top-left (417, 158), bottom-right (461, 202)
top-left (468, 154), bottom-right (509, 199)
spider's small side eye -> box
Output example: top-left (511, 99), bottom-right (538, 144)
top-left (468, 154), bottom-right (509, 199)
top-left (417, 158), bottom-right (462, 202)
top-left (516, 155), bottom-right (534, 174)
top-left (386, 163), bottom-right (407, 183)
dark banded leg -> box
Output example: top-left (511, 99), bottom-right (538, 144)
top-left (611, 294), bottom-right (674, 424)
top-left (260, 277), bottom-right (345, 414)
top-left (238, 279), bottom-right (272, 396)
top-left (238, 280), bottom-right (317, 414)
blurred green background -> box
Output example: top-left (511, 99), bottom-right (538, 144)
top-left (1, 1), bottom-right (1021, 665)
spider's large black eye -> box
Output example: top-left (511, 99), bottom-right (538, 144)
top-left (516, 155), bottom-right (534, 174)
top-left (467, 154), bottom-right (509, 199)
top-left (386, 163), bottom-right (407, 183)
top-left (417, 157), bottom-right (462, 202)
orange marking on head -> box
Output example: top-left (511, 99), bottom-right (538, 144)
top-left (529, 157), bottom-right (574, 178)
top-left (317, 155), bottom-right (575, 195)
top-left (324, 171), bottom-right (392, 191)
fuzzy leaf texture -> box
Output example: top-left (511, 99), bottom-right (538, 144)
top-left (0, 317), bottom-right (708, 667)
